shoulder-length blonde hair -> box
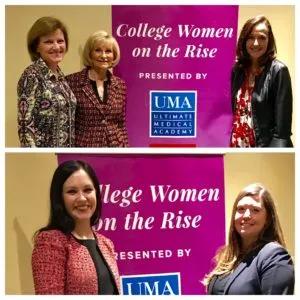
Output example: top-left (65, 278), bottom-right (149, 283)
top-left (82, 30), bottom-right (120, 68)
top-left (203, 183), bottom-right (285, 286)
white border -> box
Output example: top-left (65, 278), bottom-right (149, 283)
top-left (1, 0), bottom-right (298, 4)
top-left (4, 147), bottom-right (295, 154)
top-left (2, 1), bottom-right (299, 299)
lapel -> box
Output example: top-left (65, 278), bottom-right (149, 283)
top-left (105, 71), bottom-right (119, 108)
top-left (108, 72), bottom-right (118, 93)
top-left (208, 276), bottom-right (217, 294)
top-left (96, 234), bottom-right (113, 270)
top-left (95, 233), bottom-right (120, 291)
top-left (223, 260), bottom-right (248, 294)
top-left (79, 68), bottom-right (107, 115)
top-left (208, 260), bottom-right (248, 295)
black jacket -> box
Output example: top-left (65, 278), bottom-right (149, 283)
top-left (231, 59), bottom-right (293, 147)
top-left (208, 242), bottom-right (294, 295)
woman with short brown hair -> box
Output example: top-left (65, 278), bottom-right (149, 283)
top-left (18, 16), bottom-right (76, 147)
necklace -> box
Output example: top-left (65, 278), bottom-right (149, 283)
top-left (248, 66), bottom-right (263, 88)
top-left (71, 230), bottom-right (94, 240)
top-left (88, 68), bottom-right (107, 81)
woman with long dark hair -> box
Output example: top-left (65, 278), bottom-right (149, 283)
top-left (230, 15), bottom-right (293, 147)
top-left (32, 160), bottom-right (120, 294)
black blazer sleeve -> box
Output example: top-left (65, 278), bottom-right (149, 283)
top-left (215, 242), bottom-right (295, 295)
top-left (258, 243), bottom-right (294, 294)
top-left (269, 65), bottom-right (293, 147)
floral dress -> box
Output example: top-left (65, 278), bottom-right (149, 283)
top-left (17, 58), bottom-right (76, 147)
top-left (230, 73), bottom-right (256, 147)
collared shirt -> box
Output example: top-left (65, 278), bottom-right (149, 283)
top-left (17, 58), bottom-right (76, 147)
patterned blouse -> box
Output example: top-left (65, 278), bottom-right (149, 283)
top-left (17, 58), bottom-right (76, 147)
top-left (230, 73), bottom-right (256, 147)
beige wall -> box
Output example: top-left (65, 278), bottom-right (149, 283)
top-left (5, 153), bottom-right (295, 294)
top-left (5, 5), bottom-right (111, 147)
top-left (224, 153), bottom-right (295, 256)
top-left (6, 153), bottom-right (58, 295)
top-left (239, 6), bottom-right (294, 78)
top-left (5, 5), bottom-right (295, 147)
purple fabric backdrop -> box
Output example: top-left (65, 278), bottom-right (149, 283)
top-left (112, 5), bottom-right (238, 146)
top-left (58, 154), bottom-right (225, 294)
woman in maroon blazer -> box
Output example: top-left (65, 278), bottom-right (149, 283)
top-left (66, 30), bottom-right (129, 147)
top-left (32, 160), bottom-right (120, 294)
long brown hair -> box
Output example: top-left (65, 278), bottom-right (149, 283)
top-left (203, 183), bottom-right (285, 286)
top-left (236, 15), bottom-right (277, 68)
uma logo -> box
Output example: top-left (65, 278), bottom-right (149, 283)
top-left (153, 94), bottom-right (193, 109)
top-left (150, 90), bottom-right (197, 138)
top-left (121, 272), bottom-right (181, 295)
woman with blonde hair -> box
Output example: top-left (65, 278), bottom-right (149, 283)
top-left (66, 30), bottom-right (128, 147)
top-left (204, 183), bottom-right (294, 294)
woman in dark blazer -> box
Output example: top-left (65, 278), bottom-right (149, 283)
top-left (32, 160), bottom-right (120, 294)
top-left (204, 183), bottom-right (294, 295)
top-left (66, 30), bottom-right (128, 147)
top-left (230, 15), bottom-right (293, 147)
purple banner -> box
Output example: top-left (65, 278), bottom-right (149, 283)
top-left (113, 5), bottom-right (238, 147)
top-left (58, 154), bottom-right (225, 294)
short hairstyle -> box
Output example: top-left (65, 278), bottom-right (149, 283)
top-left (82, 30), bottom-right (120, 68)
top-left (236, 15), bottom-right (277, 68)
top-left (36, 160), bottom-right (101, 236)
top-left (27, 16), bottom-right (69, 61)
top-left (203, 183), bottom-right (285, 286)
